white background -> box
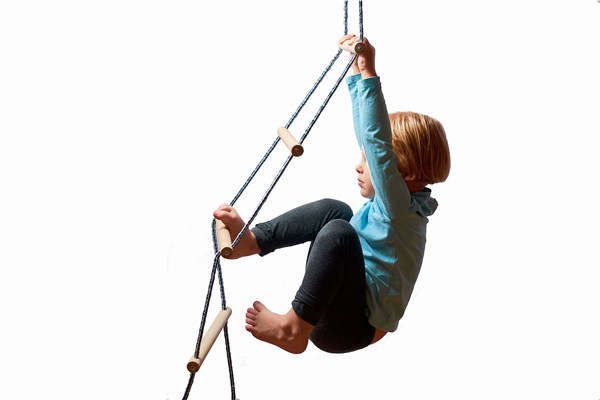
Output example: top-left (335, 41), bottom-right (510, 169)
top-left (1, 1), bottom-right (599, 399)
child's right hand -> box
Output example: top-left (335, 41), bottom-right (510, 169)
top-left (354, 37), bottom-right (376, 78)
top-left (339, 34), bottom-right (377, 78)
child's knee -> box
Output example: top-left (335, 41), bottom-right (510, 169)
top-left (321, 219), bottom-right (358, 247)
top-left (316, 198), bottom-right (353, 222)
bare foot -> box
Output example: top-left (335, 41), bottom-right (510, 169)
top-left (245, 301), bottom-right (313, 354)
top-left (213, 204), bottom-right (261, 259)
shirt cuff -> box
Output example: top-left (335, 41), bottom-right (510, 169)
top-left (356, 75), bottom-right (381, 90)
top-left (346, 73), bottom-right (362, 86)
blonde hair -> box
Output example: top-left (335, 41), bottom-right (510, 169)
top-left (389, 111), bottom-right (451, 184)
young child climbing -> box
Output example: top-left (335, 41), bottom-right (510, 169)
top-left (213, 34), bottom-right (451, 355)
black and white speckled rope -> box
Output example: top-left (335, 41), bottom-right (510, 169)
top-left (181, 2), bottom-right (363, 399)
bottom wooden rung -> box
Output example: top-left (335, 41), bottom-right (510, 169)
top-left (186, 307), bottom-right (233, 373)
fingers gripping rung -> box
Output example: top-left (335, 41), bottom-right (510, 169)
top-left (338, 41), bottom-right (366, 54)
top-left (277, 127), bottom-right (304, 157)
top-left (187, 307), bottom-right (233, 373)
top-left (215, 219), bottom-right (233, 259)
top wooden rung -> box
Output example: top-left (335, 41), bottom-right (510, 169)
top-left (338, 41), bottom-right (365, 54)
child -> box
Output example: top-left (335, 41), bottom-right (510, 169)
top-left (213, 35), bottom-right (451, 354)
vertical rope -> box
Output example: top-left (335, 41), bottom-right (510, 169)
top-left (359, 1), bottom-right (364, 40)
top-left (216, 255), bottom-right (236, 400)
top-left (344, 0), bottom-right (349, 35)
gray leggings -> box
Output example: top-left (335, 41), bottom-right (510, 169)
top-left (251, 198), bottom-right (375, 353)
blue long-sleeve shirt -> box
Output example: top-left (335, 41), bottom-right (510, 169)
top-left (347, 74), bottom-right (438, 332)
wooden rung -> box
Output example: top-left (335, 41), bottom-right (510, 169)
top-left (187, 357), bottom-right (201, 373)
top-left (215, 219), bottom-right (233, 259)
top-left (187, 307), bottom-right (233, 373)
top-left (277, 127), bottom-right (304, 157)
top-left (338, 41), bottom-right (366, 54)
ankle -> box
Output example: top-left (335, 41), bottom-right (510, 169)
top-left (284, 309), bottom-right (313, 337)
top-left (247, 231), bottom-right (261, 255)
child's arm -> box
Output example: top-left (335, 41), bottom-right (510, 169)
top-left (345, 37), bottom-right (412, 213)
top-left (341, 35), bottom-right (370, 149)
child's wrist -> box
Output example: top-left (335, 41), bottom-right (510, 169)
top-left (361, 69), bottom-right (377, 79)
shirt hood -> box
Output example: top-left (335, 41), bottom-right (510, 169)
top-left (412, 188), bottom-right (438, 217)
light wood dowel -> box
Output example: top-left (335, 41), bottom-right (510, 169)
top-left (277, 127), bottom-right (304, 157)
top-left (338, 41), bottom-right (366, 54)
top-left (187, 307), bottom-right (233, 373)
top-left (215, 219), bottom-right (233, 258)
top-left (187, 357), bottom-right (201, 373)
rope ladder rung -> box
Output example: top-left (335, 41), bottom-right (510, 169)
top-left (187, 307), bottom-right (233, 373)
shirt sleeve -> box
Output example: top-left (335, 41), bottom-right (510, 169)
top-left (347, 73), bottom-right (363, 148)
top-left (347, 75), bottom-right (412, 217)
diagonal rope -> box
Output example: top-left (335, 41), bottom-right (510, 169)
top-left (180, 2), bottom-right (363, 399)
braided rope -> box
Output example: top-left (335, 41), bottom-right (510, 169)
top-left (180, 2), bottom-right (363, 399)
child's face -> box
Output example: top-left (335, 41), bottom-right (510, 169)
top-left (356, 150), bottom-right (374, 199)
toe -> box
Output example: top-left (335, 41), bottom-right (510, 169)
top-left (247, 307), bottom-right (258, 316)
